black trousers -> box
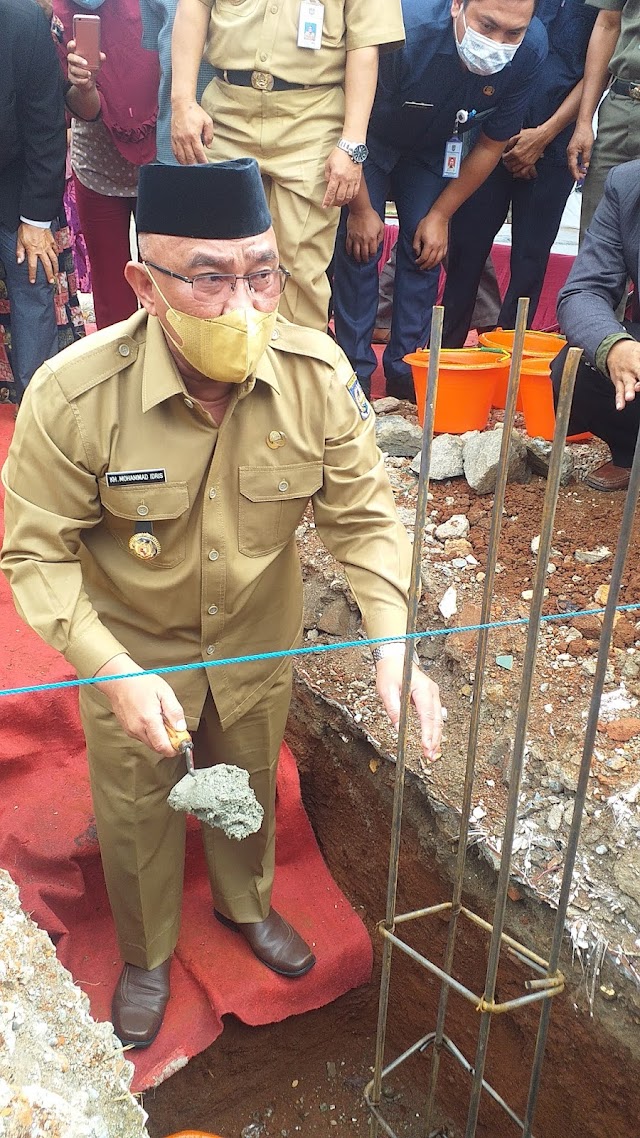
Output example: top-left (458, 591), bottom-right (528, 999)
top-left (441, 158), bottom-right (575, 347)
top-left (551, 322), bottom-right (640, 468)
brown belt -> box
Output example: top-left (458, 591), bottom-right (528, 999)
top-left (611, 77), bottom-right (640, 100)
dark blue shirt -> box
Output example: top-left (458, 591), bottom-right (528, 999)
top-left (367, 0), bottom-right (548, 173)
top-left (523, 0), bottom-right (597, 164)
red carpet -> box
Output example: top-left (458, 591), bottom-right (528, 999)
top-left (0, 404), bottom-right (372, 1091)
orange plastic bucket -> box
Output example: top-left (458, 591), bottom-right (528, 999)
top-left (519, 357), bottom-right (591, 442)
top-left (404, 348), bottom-right (510, 433)
top-left (479, 329), bottom-right (566, 411)
top-left (479, 328), bottom-right (566, 358)
top-left (164, 1132), bottom-right (224, 1137)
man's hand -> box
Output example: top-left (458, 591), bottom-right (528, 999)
top-left (93, 653), bottom-right (188, 757)
top-left (567, 121), bottom-right (594, 182)
top-left (502, 127), bottom-right (546, 175)
top-left (171, 100), bottom-right (214, 164)
top-left (413, 211), bottom-right (449, 270)
top-left (16, 224), bottom-right (58, 285)
top-left (606, 339), bottom-right (640, 410)
top-left (323, 148), bottom-right (362, 208)
top-left (376, 657), bottom-right (443, 763)
top-left (345, 205), bottom-right (384, 263)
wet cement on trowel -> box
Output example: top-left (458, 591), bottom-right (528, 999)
top-left (167, 764), bottom-right (263, 840)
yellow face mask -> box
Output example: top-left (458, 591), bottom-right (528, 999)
top-left (147, 267), bottom-right (277, 383)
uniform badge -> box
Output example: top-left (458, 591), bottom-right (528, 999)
top-left (347, 375), bottom-right (370, 420)
top-left (483, 85), bottom-right (495, 97)
top-left (129, 525), bottom-right (161, 560)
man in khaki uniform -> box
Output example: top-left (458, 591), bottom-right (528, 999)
top-left (170, 0), bottom-right (405, 331)
top-left (1, 160), bottom-right (441, 1050)
top-left (567, 0), bottom-right (640, 240)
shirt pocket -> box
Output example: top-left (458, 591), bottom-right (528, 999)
top-left (98, 480), bottom-right (190, 568)
top-left (238, 462), bottom-right (323, 557)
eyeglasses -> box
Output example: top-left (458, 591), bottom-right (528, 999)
top-left (143, 260), bottom-right (290, 303)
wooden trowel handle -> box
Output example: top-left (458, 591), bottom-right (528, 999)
top-left (163, 718), bottom-right (193, 752)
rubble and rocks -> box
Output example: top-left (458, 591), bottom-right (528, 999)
top-left (463, 426), bottom-right (530, 494)
top-left (374, 415), bottom-right (422, 457)
top-left (410, 434), bottom-right (464, 480)
top-left (0, 870), bottom-right (148, 1138)
top-left (524, 437), bottom-right (574, 485)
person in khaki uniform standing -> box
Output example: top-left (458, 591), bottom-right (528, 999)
top-left (1, 160), bottom-right (442, 1051)
top-left (567, 0), bottom-right (640, 241)
top-left (170, 0), bottom-right (405, 331)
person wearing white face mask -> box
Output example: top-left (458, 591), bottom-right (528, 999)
top-left (1, 158), bottom-right (442, 1050)
top-left (332, 0), bottom-right (548, 402)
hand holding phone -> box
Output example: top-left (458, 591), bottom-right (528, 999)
top-left (72, 14), bottom-right (101, 71)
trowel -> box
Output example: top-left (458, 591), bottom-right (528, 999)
top-left (164, 718), bottom-right (264, 841)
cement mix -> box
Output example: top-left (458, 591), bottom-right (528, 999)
top-left (167, 764), bottom-right (264, 840)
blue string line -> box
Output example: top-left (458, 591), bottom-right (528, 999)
top-left (1, 602), bottom-right (639, 699)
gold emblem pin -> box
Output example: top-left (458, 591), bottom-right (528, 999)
top-left (267, 430), bottom-right (286, 449)
top-left (483, 85), bottom-right (495, 96)
top-left (129, 531), bottom-right (161, 560)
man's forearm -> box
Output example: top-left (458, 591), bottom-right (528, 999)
top-left (575, 11), bottom-right (621, 125)
top-left (429, 134), bottom-right (505, 221)
top-left (537, 80), bottom-right (585, 146)
top-left (342, 46), bottom-right (379, 140)
top-left (171, 0), bottom-right (210, 106)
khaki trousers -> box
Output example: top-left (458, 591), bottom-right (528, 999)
top-left (80, 667), bottom-right (292, 969)
top-left (580, 90), bottom-right (640, 242)
top-left (202, 79), bottom-right (345, 331)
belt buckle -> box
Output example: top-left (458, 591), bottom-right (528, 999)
top-left (630, 83), bottom-right (640, 101)
top-left (251, 70), bottom-right (274, 92)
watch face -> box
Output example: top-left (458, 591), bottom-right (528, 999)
top-left (352, 143), bottom-right (369, 164)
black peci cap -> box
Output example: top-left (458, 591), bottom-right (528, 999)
top-left (136, 158), bottom-right (272, 239)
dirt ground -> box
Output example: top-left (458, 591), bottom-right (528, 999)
top-left (145, 413), bottom-right (640, 1138)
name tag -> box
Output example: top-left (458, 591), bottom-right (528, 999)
top-left (106, 468), bottom-right (167, 486)
top-left (443, 137), bottom-right (462, 179)
top-left (298, 1), bottom-right (324, 49)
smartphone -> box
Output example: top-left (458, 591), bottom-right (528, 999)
top-left (73, 14), bottom-right (101, 71)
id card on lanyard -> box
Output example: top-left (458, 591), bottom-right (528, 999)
top-left (443, 137), bottom-right (463, 178)
top-left (298, 1), bottom-right (324, 49)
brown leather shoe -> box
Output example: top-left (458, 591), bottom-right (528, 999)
top-left (111, 958), bottom-right (171, 1048)
top-left (215, 908), bottom-right (316, 977)
top-left (585, 461), bottom-right (631, 491)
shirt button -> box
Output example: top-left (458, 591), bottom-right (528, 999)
top-left (271, 329), bottom-right (279, 341)
top-left (136, 505), bottom-right (149, 516)
top-left (205, 645), bottom-right (215, 655)
top-left (209, 487), bottom-right (216, 499)
top-left (208, 604), bottom-right (218, 616)
top-left (278, 480), bottom-right (289, 492)
top-left (270, 3), bottom-right (278, 11)
top-left (259, 52), bottom-right (267, 61)
top-left (118, 343), bottom-right (130, 357)
top-left (208, 549), bottom-right (219, 561)
top-left (184, 397), bottom-right (194, 408)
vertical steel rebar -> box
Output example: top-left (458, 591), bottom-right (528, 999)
top-left (463, 347), bottom-right (582, 1138)
top-left (423, 297), bottom-right (530, 1131)
top-left (521, 418), bottom-right (640, 1136)
top-left (369, 307), bottom-right (444, 1135)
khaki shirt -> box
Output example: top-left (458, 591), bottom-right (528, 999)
top-left (1, 311), bottom-right (411, 728)
top-left (587, 0), bottom-right (640, 81)
top-left (198, 0), bottom-right (405, 87)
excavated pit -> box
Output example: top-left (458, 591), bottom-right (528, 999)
top-left (143, 672), bottom-right (640, 1138)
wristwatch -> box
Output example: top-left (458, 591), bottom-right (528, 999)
top-left (371, 641), bottom-right (420, 666)
top-left (337, 139), bottom-right (369, 164)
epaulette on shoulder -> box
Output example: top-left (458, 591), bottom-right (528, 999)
top-left (270, 314), bottom-right (341, 368)
top-left (41, 312), bottom-right (147, 401)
